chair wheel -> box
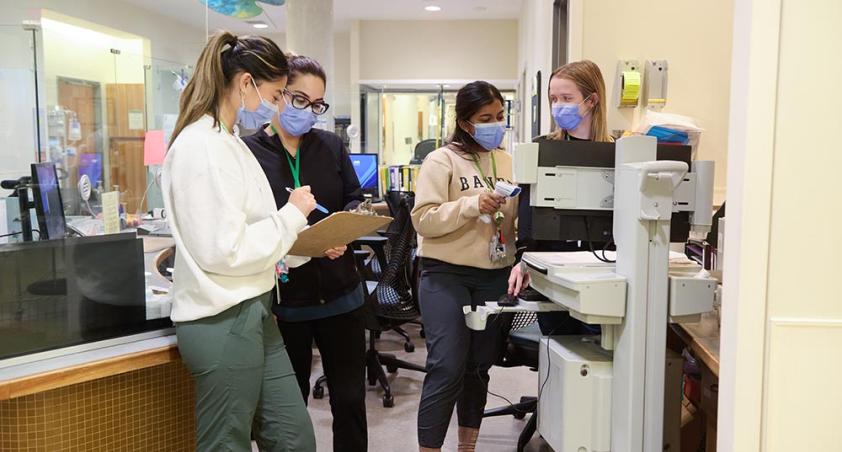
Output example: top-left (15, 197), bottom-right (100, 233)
top-left (313, 387), bottom-right (325, 399)
top-left (383, 395), bottom-right (395, 408)
top-left (386, 364), bottom-right (398, 373)
top-left (404, 342), bottom-right (415, 353)
top-left (514, 411), bottom-right (526, 420)
top-left (419, 329), bottom-right (426, 338)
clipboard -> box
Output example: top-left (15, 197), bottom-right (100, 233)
top-left (289, 212), bottom-right (393, 257)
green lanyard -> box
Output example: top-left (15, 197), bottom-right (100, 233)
top-left (271, 124), bottom-right (302, 188)
top-left (471, 152), bottom-right (498, 191)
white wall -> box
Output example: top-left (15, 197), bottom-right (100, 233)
top-left (0, 1), bottom-right (204, 65)
top-left (574, 0), bottom-right (733, 203)
top-left (333, 32), bottom-right (351, 118)
top-left (517, 0), bottom-right (554, 142)
top-left (719, 0), bottom-right (842, 450)
top-left (358, 20), bottom-right (518, 81)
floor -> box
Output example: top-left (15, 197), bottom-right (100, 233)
top-left (256, 322), bottom-right (553, 452)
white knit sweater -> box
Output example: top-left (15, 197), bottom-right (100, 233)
top-left (162, 115), bottom-right (308, 322)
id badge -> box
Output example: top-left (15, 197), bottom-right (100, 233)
top-left (489, 234), bottom-right (507, 262)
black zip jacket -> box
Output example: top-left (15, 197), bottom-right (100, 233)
top-left (243, 126), bottom-right (364, 308)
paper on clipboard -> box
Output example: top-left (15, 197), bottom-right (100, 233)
top-left (289, 211), bottom-right (393, 257)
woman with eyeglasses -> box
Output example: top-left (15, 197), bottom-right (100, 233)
top-left (242, 54), bottom-right (368, 452)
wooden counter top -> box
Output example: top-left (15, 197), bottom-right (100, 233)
top-left (673, 311), bottom-right (721, 377)
top-left (0, 342), bottom-right (181, 401)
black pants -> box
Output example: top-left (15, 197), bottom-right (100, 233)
top-left (416, 258), bottom-right (510, 448)
top-left (277, 306), bottom-right (368, 452)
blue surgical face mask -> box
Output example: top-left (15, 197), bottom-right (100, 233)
top-left (470, 121), bottom-right (506, 151)
top-left (551, 94), bottom-right (592, 131)
top-left (237, 78), bottom-right (278, 130)
top-left (279, 98), bottom-right (318, 137)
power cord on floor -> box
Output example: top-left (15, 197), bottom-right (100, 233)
top-left (537, 324), bottom-right (563, 404)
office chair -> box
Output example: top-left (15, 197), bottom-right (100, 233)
top-left (483, 311), bottom-right (542, 452)
top-left (313, 191), bottom-right (426, 408)
top-left (410, 139), bottom-right (438, 164)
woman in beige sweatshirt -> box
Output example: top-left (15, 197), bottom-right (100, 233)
top-left (411, 81), bottom-right (517, 452)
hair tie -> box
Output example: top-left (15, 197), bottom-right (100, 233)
top-left (220, 35), bottom-right (239, 54)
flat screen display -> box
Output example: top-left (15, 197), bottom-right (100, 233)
top-left (350, 153), bottom-right (379, 197)
top-left (31, 163), bottom-right (66, 240)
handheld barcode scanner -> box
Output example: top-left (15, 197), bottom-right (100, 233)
top-left (479, 181), bottom-right (521, 224)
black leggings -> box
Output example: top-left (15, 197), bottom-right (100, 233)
top-left (416, 258), bottom-right (510, 448)
top-left (277, 306), bottom-right (367, 452)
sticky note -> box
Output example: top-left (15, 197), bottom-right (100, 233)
top-left (144, 130), bottom-right (166, 166)
top-left (102, 191), bottom-right (120, 234)
top-left (621, 71), bottom-right (641, 104)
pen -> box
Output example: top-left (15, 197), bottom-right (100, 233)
top-left (285, 187), bottom-right (329, 214)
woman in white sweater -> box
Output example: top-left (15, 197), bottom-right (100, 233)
top-left (162, 32), bottom-right (317, 451)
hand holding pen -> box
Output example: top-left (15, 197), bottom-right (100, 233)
top-left (286, 187), bottom-right (329, 215)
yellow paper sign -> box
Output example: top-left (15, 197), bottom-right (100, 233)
top-left (621, 71), bottom-right (641, 104)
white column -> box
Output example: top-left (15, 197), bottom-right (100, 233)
top-left (285, 0), bottom-right (334, 131)
top-left (349, 20), bottom-right (361, 153)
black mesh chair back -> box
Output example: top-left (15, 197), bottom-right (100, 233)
top-left (373, 192), bottom-right (419, 321)
top-left (496, 311), bottom-right (540, 369)
top-left (410, 139), bottom-right (438, 164)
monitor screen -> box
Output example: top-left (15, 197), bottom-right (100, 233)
top-left (350, 153), bottom-right (379, 197)
top-left (31, 163), bottom-right (66, 240)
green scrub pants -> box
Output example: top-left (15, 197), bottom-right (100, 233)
top-left (176, 291), bottom-right (316, 452)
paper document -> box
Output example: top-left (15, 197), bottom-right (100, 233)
top-left (102, 191), bottom-right (120, 234)
top-left (289, 211), bottom-right (393, 257)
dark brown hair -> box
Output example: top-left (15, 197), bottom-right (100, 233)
top-left (447, 80), bottom-right (505, 155)
top-left (170, 32), bottom-right (288, 145)
top-left (286, 54), bottom-right (327, 86)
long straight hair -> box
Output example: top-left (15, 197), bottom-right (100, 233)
top-left (447, 80), bottom-right (505, 156)
top-left (169, 32), bottom-right (288, 146)
top-left (547, 60), bottom-right (611, 142)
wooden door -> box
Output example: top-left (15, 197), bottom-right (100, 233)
top-left (106, 84), bottom-right (146, 213)
top-left (57, 79), bottom-right (100, 187)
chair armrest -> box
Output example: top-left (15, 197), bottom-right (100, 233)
top-left (353, 236), bottom-right (389, 279)
top-left (353, 235), bottom-right (389, 247)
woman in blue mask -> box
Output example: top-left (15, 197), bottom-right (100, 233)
top-left (242, 55), bottom-right (369, 452)
top-left (163, 32), bottom-right (317, 451)
top-left (411, 81), bottom-right (518, 452)
top-left (509, 60), bottom-right (612, 335)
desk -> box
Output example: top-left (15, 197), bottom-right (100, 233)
top-left (372, 201), bottom-right (390, 216)
top-left (671, 311), bottom-right (720, 452)
top-left (0, 236), bottom-right (194, 451)
top-left (673, 312), bottom-right (720, 377)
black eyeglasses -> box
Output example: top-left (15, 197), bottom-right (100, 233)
top-left (284, 89), bottom-right (330, 116)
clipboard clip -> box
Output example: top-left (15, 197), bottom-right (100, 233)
top-left (352, 199), bottom-right (378, 216)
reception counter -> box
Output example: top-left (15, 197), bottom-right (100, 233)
top-left (0, 235), bottom-right (195, 451)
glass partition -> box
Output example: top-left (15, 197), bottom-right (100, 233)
top-left (0, 25), bottom-right (40, 183)
top-left (361, 87), bottom-right (516, 166)
top-left (37, 17), bottom-right (193, 219)
top-left (0, 233), bottom-right (171, 360)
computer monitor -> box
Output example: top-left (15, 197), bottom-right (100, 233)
top-left (30, 163), bottom-right (66, 240)
top-left (526, 139), bottom-right (692, 244)
top-left (350, 153), bottom-right (380, 199)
